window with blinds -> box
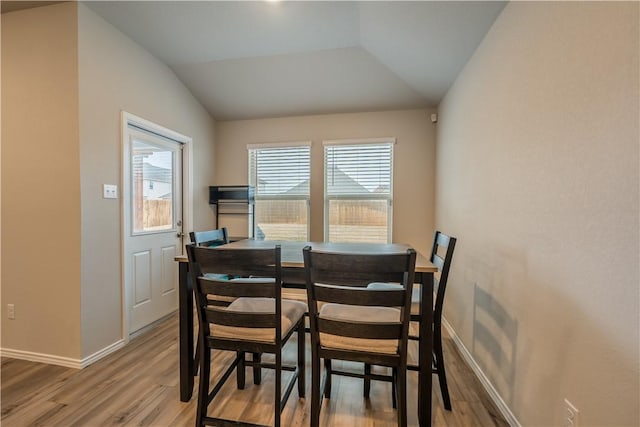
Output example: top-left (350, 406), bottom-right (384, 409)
top-left (248, 143), bottom-right (311, 241)
top-left (324, 139), bottom-right (394, 243)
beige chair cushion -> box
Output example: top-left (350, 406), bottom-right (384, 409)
top-left (367, 282), bottom-right (426, 315)
top-left (210, 297), bottom-right (307, 343)
top-left (318, 303), bottom-right (401, 354)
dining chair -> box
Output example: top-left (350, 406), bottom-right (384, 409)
top-left (368, 230), bottom-right (457, 410)
top-left (187, 244), bottom-right (306, 427)
top-left (303, 246), bottom-right (416, 427)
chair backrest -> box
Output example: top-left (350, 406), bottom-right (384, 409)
top-left (186, 243), bottom-right (283, 345)
top-left (303, 246), bottom-right (416, 357)
top-left (431, 231), bottom-right (457, 325)
top-left (189, 228), bottom-right (229, 247)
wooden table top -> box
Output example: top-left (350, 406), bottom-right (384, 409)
top-left (176, 239), bottom-right (436, 273)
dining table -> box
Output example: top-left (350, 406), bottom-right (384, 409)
top-left (174, 239), bottom-right (437, 426)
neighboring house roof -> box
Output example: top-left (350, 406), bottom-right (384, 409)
top-left (286, 179), bottom-right (310, 196)
top-left (259, 168), bottom-right (372, 196)
top-left (325, 167), bottom-right (371, 194)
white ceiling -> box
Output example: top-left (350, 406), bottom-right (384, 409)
top-left (84, 1), bottom-right (506, 121)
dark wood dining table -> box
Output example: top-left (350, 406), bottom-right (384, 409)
top-left (175, 239), bottom-right (437, 425)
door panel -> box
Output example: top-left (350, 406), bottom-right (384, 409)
top-left (161, 245), bottom-right (177, 295)
top-left (133, 250), bottom-right (151, 307)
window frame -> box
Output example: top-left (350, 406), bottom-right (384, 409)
top-left (248, 141), bottom-right (312, 241)
top-left (322, 137), bottom-right (395, 243)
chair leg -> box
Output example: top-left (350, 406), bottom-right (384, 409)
top-left (194, 339), bottom-right (200, 376)
top-left (434, 327), bottom-right (452, 411)
top-left (396, 366), bottom-right (407, 427)
top-left (364, 364), bottom-right (371, 398)
top-left (392, 368), bottom-right (398, 409)
top-left (236, 351), bottom-right (245, 390)
top-left (274, 351), bottom-right (282, 427)
top-left (297, 322), bottom-right (306, 398)
top-left (311, 347), bottom-right (321, 427)
top-left (196, 345), bottom-right (210, 427)
top-left (252, 353), bottom-right (262, 385)
top-left (324, 359), bottom-right (332, 398)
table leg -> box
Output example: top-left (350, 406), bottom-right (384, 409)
top-left (179, 260), bottom-right (194, 402)
top-left (418, 271), bottom-right (434, 426)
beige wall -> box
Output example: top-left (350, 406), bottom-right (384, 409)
top-left (1, 3), bottom-right (82, 358)
top-left (437, 2), bottom-right (639, 426)
top-left (78, 4), bottom-right (217, 358)
top-left (1, 3), bottom-right (217, 361)
top-left (215, 109), bottom-right (436, 255)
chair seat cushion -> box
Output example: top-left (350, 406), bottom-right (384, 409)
top-left (368, 282), bottom-right (428, 315)
top-left (210, 297), bottom-right (307, 343)
top-left (318, 304), bottom-right (401, 354)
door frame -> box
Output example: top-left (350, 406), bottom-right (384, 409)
top-left (121, 111), bottom-right (193, 341)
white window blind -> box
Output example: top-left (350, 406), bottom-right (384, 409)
top-left (248, 144), bottom-right (311, 241)
top-left (324, 140), bottom-right (394, 243)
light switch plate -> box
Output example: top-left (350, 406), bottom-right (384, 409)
top-left (103, 184), bottom-right (118, 199)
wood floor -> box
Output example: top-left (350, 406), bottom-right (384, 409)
top-left (1, 312), bottom-right (509, 426)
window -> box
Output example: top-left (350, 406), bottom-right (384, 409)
top-left (248, 142), bottom-right (311, 241)
top-left (324, 138), bottom-right (394, 243)
top-left (130, 135), bottom-right (179, 234)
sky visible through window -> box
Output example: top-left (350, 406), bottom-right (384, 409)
top-left (145, 150), bottom-right (172, 169)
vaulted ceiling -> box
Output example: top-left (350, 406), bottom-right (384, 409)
top-left (83, 1), bottom-right (506, 121)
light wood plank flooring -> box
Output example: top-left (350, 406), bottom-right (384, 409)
top-left (1, 313), bottom-right (509, 426)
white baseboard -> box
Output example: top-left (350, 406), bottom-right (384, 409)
top-left (442, 318), bottom-right (521, 427)
top-left (0, 338), bottom-right (125, 370)
top-left (80, 339), bottom-right (126, 368)
top-left (0, 348), bottom-right (83, 369)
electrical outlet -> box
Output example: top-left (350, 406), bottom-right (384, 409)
top-left (7, 304), bottom-right (15, 320)
top-left (564, 398), bottom-right (579, 427)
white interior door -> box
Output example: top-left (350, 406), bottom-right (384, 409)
top-left (124, 124), bottom-right (183, 334)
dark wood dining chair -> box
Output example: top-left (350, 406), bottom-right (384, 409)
top-left (368, 230), bottom-right (457, 410)
top-left (303, 246), bottom-right (416, 427)
top-left (187, 244), bottom-right (306, 427)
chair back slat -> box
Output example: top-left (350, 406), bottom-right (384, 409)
top-left (205, 307), bottom-right (278, 328)
top-left (308, 251), bottom-right (411, 287)
top-left (432, 254), bottom-right (445, 271)
top-left (314, 284), bottom-right (406, 307)
top-left (435, 232), bottom-right (451, 248)
top-left (199, 278), bottom-right (276, 299)
top-left (192, 246), bottom-right (278, 278)
top-left (190, 228), bottom-right (230, 247)
top-left (317, 318), bottom-right (402, 340)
